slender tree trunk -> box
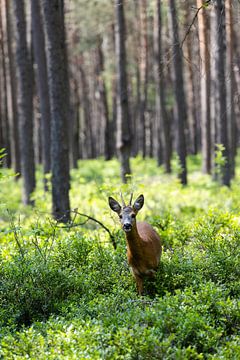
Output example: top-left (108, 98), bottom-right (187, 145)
top-left (89, 50), bottom-right (100, 157)
top-left (168, 0), bottom-right (187, 185)
top-left (0, 44), bottom-right (3, 151)
top-left (211, 0), bottom-right (230, 186)
top-left (210, 3), bottom-right (217, 177)
top-left (131, 1), bottom-right (140, 156)
top-left (115, 0), bottom-right (131, 183)
top-left (232, 23), bottom-right (240, 144)
top-left (153, 0), bottom-right (163, 166)
top-left (34, 103), bottom-right (42, 165)
top-left (111, 74), bottom-right (117, 158)
top-left (108, 23), bottom-right (117, 159)
top-left (232, 23), bottom-right (240, 108)
top-left (42, 0), bottom-right (70, 222)
top-left (95, 38), bottom-right (111, 160)
top-left (79, 59), bottom-right (95, 158)
top-left (0, 1), bottom-right (11, 167)
top-left (197, 0), bottom-right (211, 174)
top-left (154, 0), bottom-right (171, 172)
top-left (225, 0), bottom-right (236, 178)
top-left (138, 0), bottom-right (148, 158)
top-left (5, 0), bottom-right (20, 176)
top-left (13, 0), bottom-right (35, 204)
top-left (31, 0), bottom-right (51, 190)
top-left (0, 81), bottom-right (2, 150)
top-left (69, 74), bottom-right (79, 168)
top-left (183, 4), bottom-right (198, 155)
top-left (130, 2), bottom-right (140, 156)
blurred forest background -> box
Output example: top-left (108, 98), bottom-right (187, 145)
top-left (0, 0), bottom-right (240, 220)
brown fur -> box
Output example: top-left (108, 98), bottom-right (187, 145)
top-left (125, 221), bottom-right (162, 295)
top-left (108, 194), bottom-right (162, 295)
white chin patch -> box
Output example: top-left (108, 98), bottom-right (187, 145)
top-left (124, 228), bottom-right (132, 232)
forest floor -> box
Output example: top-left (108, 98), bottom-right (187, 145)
top-left (0, 156), bottom-right (240, 359)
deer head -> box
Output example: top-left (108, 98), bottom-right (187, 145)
top-left (108, 194), bottom-right (144, 232)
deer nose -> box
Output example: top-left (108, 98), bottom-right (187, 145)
top-left (123, 223), bottom-right (132, 231)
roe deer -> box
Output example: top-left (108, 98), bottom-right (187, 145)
top-left (108, 193), bottom-right (162, 295)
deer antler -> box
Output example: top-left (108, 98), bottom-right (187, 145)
top-left (120, 191), bottom-right (126, 207)
top-left (129, 192), bottom-right (133, 206)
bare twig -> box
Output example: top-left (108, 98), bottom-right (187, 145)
top-left (181, 1), bottom-right (212, 49)
top-left (8, 213), bottom-right (25, 260)
top-left (74, 210), bottom-right (117, 249)
top-left (58, 209), bottom-right (117, 250)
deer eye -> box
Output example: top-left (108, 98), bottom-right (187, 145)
top-left (119, 214), bottom-right (123, 219)
top-left (131, 214), bottom-right (136, 219)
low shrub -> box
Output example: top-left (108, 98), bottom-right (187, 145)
top-left (1, 157), bottom-right (240, 358)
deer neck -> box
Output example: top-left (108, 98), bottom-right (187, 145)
top-left (125, 223), bottom-right (142, 256)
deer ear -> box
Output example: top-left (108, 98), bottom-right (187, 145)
top-left (133, 194), bottom-right (144, 212)
top-left (108, 197), bottom-right (121, 213)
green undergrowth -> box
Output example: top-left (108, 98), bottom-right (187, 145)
top-left (0, 156), bottom-right (240, 359)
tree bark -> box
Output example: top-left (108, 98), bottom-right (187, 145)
top-left (69, 73), bottom-right (80, 168)
top-left (154, 0), bottom-right (171, 172)
top-left (13, 0), bottom-right (36, 204)
top-left (0, 0), bottom-right (11, 167)
top-left (79, 57), bottom-right (95, 159)
top-left (132, 2), bottom-right (140, 156)
top-left (31, 0), bottom-right (51, 190)
top-left (183, 4), bottom-right (198, 155)
top-left (197, 0), bottom-right (211, 174)
top-left (115, 0), bottom-right (131, 183)
top-left (5, 0), bottom-right (20, 176)
top-left (168, 0), bottom-right (187, 185)
top-left (225, 0), bottom-right (236, 178)
top-left (138, 0), bottom-right (148, 158)
top-left (0, 44), bottom-right (2, 151)
top-left (211, 0), bottom-right (230, 186)
top-left (42, 0), bottom-right (71, 222)
top-left (110, 74), bottom-right (117, 158)
top-left (95, 37), bottom-right (111, 160)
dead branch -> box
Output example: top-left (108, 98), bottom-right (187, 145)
top-left (58, 209), bottom-right (117, 250)
top-left (181, 1), bottom-right (212, 49)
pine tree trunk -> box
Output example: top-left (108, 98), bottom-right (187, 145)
top-left (79, 59), bottom-right (95, 159)
top-left (0, 86), bottom-right (2, 149)
top-left (95, 38), bottom-right (111, 160)
top-left (115, 0), bottom-right (131, 183)
top-left (168, 0), bottom-right (187, 185)
top-left (183, 4), bottom-right (198, 155)
top-left (138, 0), bottom-right (148, 158)
top-left (69, 74), bottom-right (80, 168)
top-left (154, 0), bottom-right (171, 172)
top-left (0, 52), bottom-right (3, 151)
top-left (0, 1), bottom-right (11, 167)
top-left (225, 0), bottom-right (236, 178)
top-left (31, 0), bottom-right (51, 190)
top-left (197, 0), bottom-right (211, 174)
top-left (111, 75), bottom-right (117, 158)
top-left (13, 0), bottom-right (36, 204)
top-left (42, 0), bottom-right (70, 222)
top-left (132, 3), bottom-right (140, 156)
top-left (211, 0), bottom-right (230, 186)
top-left (5, 0), bottom-right (20, 176)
